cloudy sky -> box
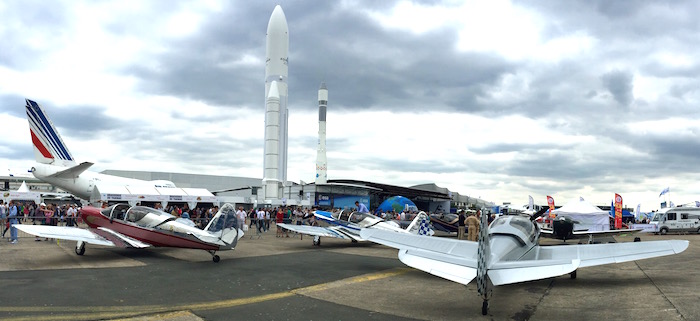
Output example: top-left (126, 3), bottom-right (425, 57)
top-left (1, 0), bottom-right (698, 211)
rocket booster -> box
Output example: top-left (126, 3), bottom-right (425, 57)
top-left (264, 81), bottom-right (281, 199)
top-left (263, 5), bottom-right (289, 199)
top-left (315, 83), bottom-right (328, 184)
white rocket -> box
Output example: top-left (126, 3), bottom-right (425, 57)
top-left (263, 5), bottom-right (289, 200)
top-left (315, 83), bottom-right (328, 184)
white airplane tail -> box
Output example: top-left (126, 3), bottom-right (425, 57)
top-left (405, 211), bottom-right (434, 236)
top-left (25, 99), bottom-right (76, 167)
top-left (204, 203), bottom-right (244, 249)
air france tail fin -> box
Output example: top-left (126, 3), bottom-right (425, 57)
top-left (25, 99), bottom-right (75, 167)
top-left (405, 211), bottom-right (434, 236)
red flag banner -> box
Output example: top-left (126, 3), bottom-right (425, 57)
top-left (547, 195), bottom-right (555, 218)
top-left (614, 193), bottom-right (623, 229)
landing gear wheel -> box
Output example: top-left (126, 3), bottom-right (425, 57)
top-left (313, 236), bottom-right (321, 246)
top-left (75, 241), bottom-right (85, 256)
top-left (351, 239), bottom-right (358, 243)
top-left (482, 300), bottom-right (488, 315)
top-left (212, 255), bottom-right (220, 263)
top-left (570, 270), bottom-right (577, 279)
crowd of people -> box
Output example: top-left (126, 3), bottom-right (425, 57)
top-left (0, 200), bottom-right (81, 244)
top-left (1, 199), bottom-right (470, 242)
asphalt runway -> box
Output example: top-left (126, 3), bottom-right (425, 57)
top-left (0, 226), bottom-right (698, 321)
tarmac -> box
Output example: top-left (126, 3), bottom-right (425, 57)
top-left (0, 224), bottom-right (698, 321)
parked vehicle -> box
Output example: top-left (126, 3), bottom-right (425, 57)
top-left (650, 207), bottom-right (700, 235)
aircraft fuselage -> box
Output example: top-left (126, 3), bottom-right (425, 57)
top-left (81, 206), bottom-right (220, 250)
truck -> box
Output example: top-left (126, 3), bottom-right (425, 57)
top-left (649, 206), bottom-right (700, 235)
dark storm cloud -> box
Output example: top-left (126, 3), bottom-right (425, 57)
top-left (0, 94), bottom-right (29, 118)
top-left (49, 104), bottom-right (127, 135)
top-left (601, 70), bottom-right (633, 107)
top-left (122, 0), bottom-right (512, 113)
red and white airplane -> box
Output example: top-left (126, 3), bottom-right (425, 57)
top-left (15, 203), bottom-right (244, 262)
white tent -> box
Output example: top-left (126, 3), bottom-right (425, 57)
top-left (553, 198), bottom-right (610, 231)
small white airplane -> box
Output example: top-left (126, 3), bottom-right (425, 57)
top-left (25, 99), bottom-right (177, 200)
top-left (277, 209), bottom-right (433, 246)
top-left (360, 210), bottom-right (688, 315)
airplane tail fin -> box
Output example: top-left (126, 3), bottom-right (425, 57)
top-left (25, 99), bottom-right (76, 166)
top-left (405, 211), bottom-right (434, 236)
top-left (204, 203), bottom-right (244, 249)
top-left (476, 208), bottom-right (491, 299)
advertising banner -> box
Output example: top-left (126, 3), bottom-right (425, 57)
top-left (614, 193), bottom-right (623, 229)
top-left (547, 195), bottom-right (555, 218)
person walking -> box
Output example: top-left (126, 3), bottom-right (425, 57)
top-left (256, 208), bottom-right (266, 233)
top-left (0, 200), bottom-right (7, 240)
top-left (465, 211), bottom-right (480, 242)
top-left (8, 200), bottom-right (19, 244)
top-left (235, 207), bottom-right (247, 231)
top-left (457, 210), bottom-right (466, 240)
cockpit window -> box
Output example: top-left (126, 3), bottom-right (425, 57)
top-left (101, 204), bottom-right (130, 220)
top-left (509, 217), bottom-right (534, 236)
top-left (207, 206), bottom-right (238, 233)
top-left (491, 218), bottom-right (507, 228)
top-left (122, 206), bottom-right (175, 230)
top-left (339, 210), bottom-right (350, 222)
top-left (349, 212), bottom-right (374, 224)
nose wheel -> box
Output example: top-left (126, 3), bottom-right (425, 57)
top-left (313, 236), bottom-right (321, 246)
top-left (208, 250), bottom-right (221, 263)
top-left (482, 300), bottom-right (488, 315)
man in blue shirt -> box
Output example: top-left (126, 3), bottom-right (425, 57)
top-left (8, 200), bottom-right (19, 244)
top-left (355, 201), bottom-right (369, 213)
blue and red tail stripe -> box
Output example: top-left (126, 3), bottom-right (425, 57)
top-left (25, 99), bottom-right (73, 161)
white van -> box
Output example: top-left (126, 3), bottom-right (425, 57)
top-left (650, 207), bottom-right (700, 235)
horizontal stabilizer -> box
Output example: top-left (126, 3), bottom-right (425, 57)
top-left (277, 223), bottom-right (353, 240)
top-left (489, 259), bottom-right (580, 286)
top-left (48, 161), bottom-right (94, 179)
top-left (399, 250), bottom-right (476, 285)
top-left (360, 228), bottom-right (479, 259)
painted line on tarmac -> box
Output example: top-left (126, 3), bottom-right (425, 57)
top-left (0, 267), bottom-right (413, 321)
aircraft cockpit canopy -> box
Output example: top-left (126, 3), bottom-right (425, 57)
top-left (348, 212), bottom-right (378, 224)
top-left (489, 215), bottom-right (537, 244)
top-left (102, 204), bottom-right (175, 228)
top-left (206, 205), bottom-right (238, 233)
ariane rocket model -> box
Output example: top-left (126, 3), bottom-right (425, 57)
top-left (263, 5), bottom-right (289, 199)
top-left (315, 83), bottom-right (328, 184)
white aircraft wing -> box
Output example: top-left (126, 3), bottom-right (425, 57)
top-left (277, 223), bottom-right (356, 240)
top-left (13, 225), bottom-right (151, 248)
top-left (535, 240), bottom-right (689, 268)
top-left (361, 228), bottom-right (687, 287)
top-left (360, 228), bottom-right (479, 285)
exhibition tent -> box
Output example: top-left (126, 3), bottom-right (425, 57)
top-left (553, 198), bottom-right (610, 231)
